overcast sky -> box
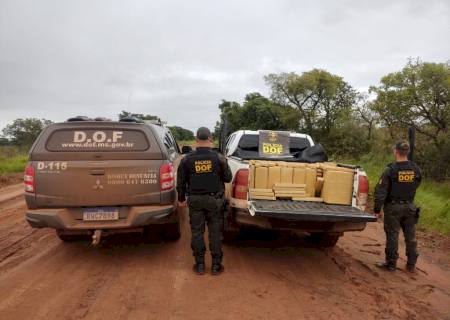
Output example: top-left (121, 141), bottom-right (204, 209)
top-left (0, 0), bottom-right (449, 132)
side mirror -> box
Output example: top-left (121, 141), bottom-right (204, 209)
top-left (181, 145), bottom-right (193, 154)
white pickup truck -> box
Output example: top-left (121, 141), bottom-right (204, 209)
top-left (222, 130), bottom-right (376, 247)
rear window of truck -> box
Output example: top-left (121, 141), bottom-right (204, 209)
top-left (232, 134), bottom-right (311, 159)
top-left (45, 129), bottom-right (150, 152)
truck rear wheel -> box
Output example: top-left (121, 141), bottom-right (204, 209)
top-left (223, 204), bottom-right (240, 243)
top-left (309, 233), bottom-right (341, 247)
top-left (162, 220), bottom-right (181, 241)
top-left (223, 229), bottom-right (239, 243)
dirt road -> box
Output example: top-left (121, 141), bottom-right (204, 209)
top-left (0, 190), bottom-right (449, 320)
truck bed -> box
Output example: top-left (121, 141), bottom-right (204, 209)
top-left (248, 200), bottom-right (377, 223)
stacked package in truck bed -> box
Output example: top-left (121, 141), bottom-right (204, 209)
top-left (248, 161), bottom-right (355, 205)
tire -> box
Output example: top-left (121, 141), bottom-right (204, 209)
top-left (309, 233), bottom-right (341, 247)
top-left (162, 220), bottom-right (181, 241)
top-left (222, 203), bottom-right (240, 243)
top-left (223, 229), bottom-right (239, 243)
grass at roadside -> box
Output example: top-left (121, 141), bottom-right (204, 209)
top-left (177, 140), bottom-right (195, 147)
top-left (340, 154), bottom-right (450, 235)
top-left (0, 155), bottom-right (28, 174)
top-left (0, 146), bottom-right (28, 175)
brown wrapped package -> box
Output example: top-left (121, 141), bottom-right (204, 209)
top-left (305, 168), bottom-right (316, 196)
top-left (251, 195), bottom-right (277, 200)
top-left (249, 165), bottom-right (255, 189)
top-left (274, 183), bottom-right (306, 188)
top-left (293, 167), bottom-right (306, 184)
top-left (280, 167), bottom-right (293, 184)
top-left (315, 177), bottom-right (324, 196)
top-left (268, 166), bottom-right (281, 188)
top-left (292, 197), bottom-right (324, 202)
top-left (322, 170), bottom-right (354, 205)
top-left (255, 167), bottom-right (269, 189)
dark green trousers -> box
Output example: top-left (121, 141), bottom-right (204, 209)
top-left (188, 194), bottom-right (224, 264)
top-left (383, 203), bottom-right (419, 266)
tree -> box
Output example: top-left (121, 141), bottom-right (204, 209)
top-left (370, 59), bottom-right (450, 146)
top-left (168, 126), bottom-right (194, 141)
top-left (214, 93), bottom-right (299, 138)
top-left (265, 69), bottom-right (357, 135)
top-left (0, 137), bottom-right (9, 146)
top-left (2, 118), bottom-right (53, 146)
top-left (118, 111), bottom-right (161, 122)
top-left (355, 93), bottom-right (378, 141)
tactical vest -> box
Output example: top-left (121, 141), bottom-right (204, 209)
top-left (387, 161), bottom-right (420, 202)
top-left (186, 149), bottom-right (221, 194)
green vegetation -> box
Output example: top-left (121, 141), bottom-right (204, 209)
top-left (168, 126), bottom-right (194, 141)
top-left (2, 118), bottom-right (52, 147)
top-left (0, 155), bottom-right (28, 174)
top-left (177, 140), bottom-right (195, 147)
top-left (0, 147), bottom-right (28, 175)
top-left (343, 154), bottom-right (450, 235)
top-left (216, 59), bottom-right (449, 180)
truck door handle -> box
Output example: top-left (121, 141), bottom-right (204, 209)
top-left (90, 169), bottom-right (105, 176)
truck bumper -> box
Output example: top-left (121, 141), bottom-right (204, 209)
top-left (26, 204), bottom-right (177, 230)
top-left (232, 200), bottom-right (376, 232)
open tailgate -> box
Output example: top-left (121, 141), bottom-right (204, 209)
top-left (248, 199), bottom-right (377, 223)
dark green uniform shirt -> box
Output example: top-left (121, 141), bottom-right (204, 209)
top-left (374, 161), bottom-right (422, 213)
top-left (177, 147), bottom-right (232, 202)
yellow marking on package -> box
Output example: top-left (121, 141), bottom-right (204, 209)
top-left (398, 170), bottom-right (415, 183)
top-left (195, 160), bottom-right (213, 173)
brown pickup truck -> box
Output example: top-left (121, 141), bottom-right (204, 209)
top-left (24, 116), bottom-right (181, 244)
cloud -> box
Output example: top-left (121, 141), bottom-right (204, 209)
top-left (0, 0), bottom-right (449, 132)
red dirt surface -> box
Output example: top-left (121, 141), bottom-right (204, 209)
top-left (0, 173), bottom-right (22, 188)
top-left (0, 192), bottom-right (448, 319)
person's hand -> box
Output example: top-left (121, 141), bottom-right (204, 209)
top-left (178, 200), bottom-right (187, 207)
top-left (374, 210), bottom-right (381, 220)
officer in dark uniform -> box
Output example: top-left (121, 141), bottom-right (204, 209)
top-left (177, 127), bottom-right (232, 275)
top-left (374, 140), bottom-right (422, 272)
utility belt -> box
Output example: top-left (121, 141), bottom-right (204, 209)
top-left (189, 191), bottom-right (224, 198)
top-left (387, 200), bottom-right (412, 204)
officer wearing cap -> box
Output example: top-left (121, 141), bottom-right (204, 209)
top-left (374, 140), bottom-right (422, 272)
top-left (177, 127), bottom-right (232, 275)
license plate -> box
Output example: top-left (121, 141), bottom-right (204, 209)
top-left (83, 207), bottom-right (119, 221)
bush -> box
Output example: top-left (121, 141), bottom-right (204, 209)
top-left (415, 133), bottom-right (450, 181)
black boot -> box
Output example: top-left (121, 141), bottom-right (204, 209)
top-left (375, 261), bottom-right (396, 272)
top-left (211, 263), bottom-right (224, 275)
top-left (193, 262), bottom-right (205, 275)
top-left (406, 264), bottom-right (416, 273)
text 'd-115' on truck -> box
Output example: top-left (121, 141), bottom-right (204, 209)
top-left (222, 130), bottom-right (377, 247)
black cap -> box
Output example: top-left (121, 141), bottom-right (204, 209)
top-left (394, 140), bottom-right (410, 152)
top-left (196, 127), bottom-right (211, 141)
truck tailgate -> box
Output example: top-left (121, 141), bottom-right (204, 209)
top-left (248, 200), bottom-right (377, 222)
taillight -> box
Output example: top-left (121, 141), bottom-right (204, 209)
top-left (356, 175), bottom-right (369, 208)
top-left (233, 168), bottom-right (249, 200)
top-left (24, 165), bottom-right (35, 193)
top-left (160, 163), bottom-right (174, 191)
